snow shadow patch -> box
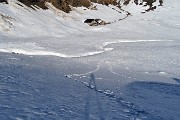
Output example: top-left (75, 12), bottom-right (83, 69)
top-left (126, 81), bottom-right (180, 96)
top-left (85, 73), bottom-right (151, 120)
top-left (123, 81), bottom-right (180, 120)
top-left (172, 78), bottom-right (180, 84)
top-left (84, 73), bottom-right (105, 120)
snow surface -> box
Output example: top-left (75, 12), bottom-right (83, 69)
top-left (0, 0), bottom-right (180, 119)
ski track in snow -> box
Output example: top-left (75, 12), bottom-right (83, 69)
top-left (0, 39), bottom-right (173, 58)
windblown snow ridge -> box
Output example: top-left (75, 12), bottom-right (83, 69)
top-left (0, 39), bottom-right (173, 58)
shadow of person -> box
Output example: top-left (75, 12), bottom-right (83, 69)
top-left (88, 73), bottom-right (97, 90)
top-left (84, 73), bottom-right (105, 120)
top-left (159, 0), bottom-right (163, 6)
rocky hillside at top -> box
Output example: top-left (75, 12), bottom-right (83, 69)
top-left (0, 0), bottom-right (164, 13)
top-left (0, 0), bottom-right (164, 30)
top-left (0, 0), bottom-right (118, 12)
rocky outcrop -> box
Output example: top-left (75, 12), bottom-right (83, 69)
top-left (17, 0), bottom-right (48, 9)
top-left (0, 0), bottom-right (7, 4)
top-left (0, 0), bottom-right (117, 12)
top-left (121, 0), bottom-right (164, 12)
top-left (0, 13), bottom-right (14, 31)
top-left (91, 0), bottom-right (117, 5)
top-left (84, 19), bottom-right (106, 26)
top-left (122, 0), bottom-right (164, 7)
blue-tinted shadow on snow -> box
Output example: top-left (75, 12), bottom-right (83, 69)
top-left (126, 81), bottom-right (180, 96)
top-left (84, 73), bottom-right (105, 120)
top-left (172, 78), bottom-right (180, 84)
top-left (85, 73), bottom-right (150, 120)
top-left (123, 81), bottom-right (180, 120)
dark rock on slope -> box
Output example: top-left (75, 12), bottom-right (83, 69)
top-left (0, 0), bottom-right (117, 13)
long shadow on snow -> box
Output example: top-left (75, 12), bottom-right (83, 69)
top-left (123, 80), bottom-right (180, 120)
top-left (85, 74), bottom-right (155, 119)
top-left (127, 81), bottom-right (180, 96)
top-left (172, 78), bottom-right (180, 84)
top-left (84, 73), bottom-right (105, 120)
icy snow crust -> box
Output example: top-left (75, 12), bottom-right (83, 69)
top-left (0, 0), bottom-right (180, 120)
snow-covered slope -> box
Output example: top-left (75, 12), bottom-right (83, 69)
top-left (0, 1), bottom-right (127, 37)
top-left (0, 0), bottom-right (180, 119)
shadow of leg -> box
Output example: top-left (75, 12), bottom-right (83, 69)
top-left (96, 91), bottom-right (105, 120)
top-left (84, 88), bottom-right (90, 120)
top-left (84, 73), bottom-right (105, 120)
top-left (89, 73), bottom-right (97, 90)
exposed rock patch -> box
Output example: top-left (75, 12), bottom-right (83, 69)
top-left (0, 0), bottom-right (7, 4)
top-left (0, 13), bottom-right (14, 31)
top-left (0, 0), bottom-right (117, 13)
top-left (84, 19), bottom-right (106, 26)
top-left (121, 0), bottom-right (164, 12)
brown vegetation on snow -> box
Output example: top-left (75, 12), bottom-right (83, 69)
top-left (0, 0), bottom-right (117, 12)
